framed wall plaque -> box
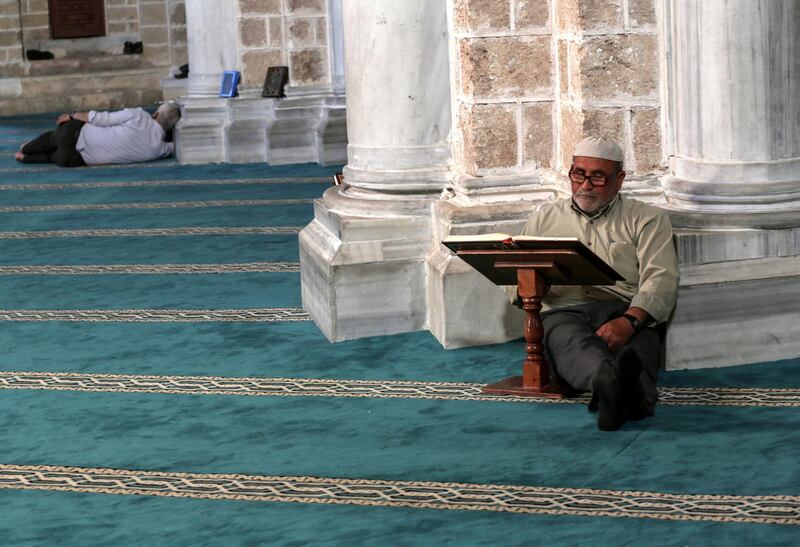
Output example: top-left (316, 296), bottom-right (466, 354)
top-left (49, 0), bottom-right (106, 39)
top-left (262, 66), bottom-right (289, 98)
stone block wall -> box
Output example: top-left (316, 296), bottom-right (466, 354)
top-left (556, 0), bottom-right (660, 173)
top-left (14, 0), bottom-right (186, 69)
top-left (0, 0), bottom-right (25, 78)
top-left (453, 0), bottom-right (554, 176)
top-left (107, 0), bottom-right (140, 36)
top-left (0, 0), bottom-right (189, 115)
top-left (137, 0), bottom-right (170, 67)
top-left (237, 0), bottom-right (330, 88)
top-left (452, 0), bottom-right (661, 178)
top-left (18, 0), bottom-right (50, 43)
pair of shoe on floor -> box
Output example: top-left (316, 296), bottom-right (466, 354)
top-left (174, 63), bottom-right (189, 79)
top-left (26, 49), bottom-right (54, 61)
top-left (124, 41), bottom-right (143, 54)
top-left (589, 347), bottom-right (650, 431)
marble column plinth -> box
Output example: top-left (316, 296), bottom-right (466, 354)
top-left (428, 179), bottom-right (800, 370)
top-left (657, 219), bottom-right (800, 370)
top-left (174, 97), bottom-right (229, 164)
top-left (227, 98), bottom-right (273, 164)
top-left (426, 176), bottom-right (561, 348)
top-left (300, 188), bottom-right (435, 341)
top-left (300, 0), bottom-right (452, 341)
top-left (666, 245), bottom-right (800, 370)
top-left (267, 95), bottom-right (347, 166)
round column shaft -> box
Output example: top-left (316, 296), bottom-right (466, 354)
top-left (341, 0), bottom-right (452, 194)
top-left (185, 0), bottom-right (239, 96)
top-left (663, 0), bottom-right (800, 218)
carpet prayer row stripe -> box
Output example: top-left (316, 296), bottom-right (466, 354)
top-left (0, 162), bottom-right (179, 174)
top-left (0, 199), bottom-right (312, 213)
top-left (0, 226), bottom-right (302, 239)
top-left (0, 262), bottom-right (301, 275)
top-left (0, 464), bottom-right (797, 525)
top-left (0, 308), bottom-right (310, 322)
top-left (0, 177), bottom-right (329, 191)
top-left (0, 372), bottom-right (797, 408)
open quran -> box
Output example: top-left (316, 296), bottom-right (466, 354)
top-left (442, 234), bottom-right (622, 286)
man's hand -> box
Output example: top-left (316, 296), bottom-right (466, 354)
top-left (58, 112), bottom-right (88, 124)
top-left (595, 317), bottom-right (635, 353)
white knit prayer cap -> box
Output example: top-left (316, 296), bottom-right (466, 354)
top-left (573, 136), bottom-right (624, 163)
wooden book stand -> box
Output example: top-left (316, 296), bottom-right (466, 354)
top-left (443, 236), bottom-right (622, 398)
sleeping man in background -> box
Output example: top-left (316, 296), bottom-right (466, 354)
top-left (14, 102), bottom-right (180, 167)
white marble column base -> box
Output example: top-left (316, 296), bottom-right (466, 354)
top-left (426, 178), bottom-right (561, 348)
top-left (226, 97), bottom-right (273, 164)
top-left (299, 187), bottom-right (434, 341)
top-left (175, 92), bottom-right (347, 166)
top-left (666, 253), bottom-right (800, 370)
top-left (174, 97), bottom-right (229, 164)
top-left (426, 248), bottom-right (526, 348)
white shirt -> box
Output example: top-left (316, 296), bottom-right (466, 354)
top-left (76, 108), bottom-right (174, 165)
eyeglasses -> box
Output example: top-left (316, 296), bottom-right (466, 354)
top-left (568, 169), bottom-right (618, 187)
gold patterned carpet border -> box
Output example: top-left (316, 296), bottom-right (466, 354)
top-left (0, 262), bottom-right (301, 275)
top-left (0, 161), bottom-right (182, 174)
top-left (0, 177), bottom-right (328, 191)
top-left (0, 463), bottom-right (797, 525)
top-left (0, 308), bottom-right (310, 322)
top-left (0, 199), bottom-right (312, 213)
top-left (1, 371), bottom-right (798, 408)
top-left (0, 226), bottom-right (302, 239)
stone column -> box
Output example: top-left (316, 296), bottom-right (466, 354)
top-left (175, 0), bottom-right (239, 163)
top-left (342, 0), bottom-right (452, 193)
top-left (0, 0), bottom-right (24, 112)
top-left (300, 0), bottom-right (452, 341)
top-left (659, 0), bottom-right (800, 370)
top-left (327, 0), bottom-right (345, 94)
top-left (184, 0), bottom-right (238, 96)
top-left (662, 0), bottom-right (800, 228)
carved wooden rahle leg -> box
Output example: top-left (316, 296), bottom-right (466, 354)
top-left (483, 268), bottom-right (569, 398)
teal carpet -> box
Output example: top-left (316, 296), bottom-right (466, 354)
top-left (2, 115), bottom-right (800, 546)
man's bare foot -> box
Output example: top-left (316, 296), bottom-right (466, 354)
top-left (14, 151), bottom-right (24, 162)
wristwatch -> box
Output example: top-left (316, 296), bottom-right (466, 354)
top-left (622, 313), bottom-right (644, 332)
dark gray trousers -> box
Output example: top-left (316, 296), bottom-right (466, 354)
top-left (542, 301), bottom-right (661, 412)
top-left (21, 120), bottom-right (86, 167)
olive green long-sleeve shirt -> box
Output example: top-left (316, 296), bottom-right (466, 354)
top-left (506, 194), bottom-right (679, 323)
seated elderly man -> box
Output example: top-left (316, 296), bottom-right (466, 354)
top-left (509, 136), bottom-right (679, 431)
top-left (14, 102), bottom-right (180, 167)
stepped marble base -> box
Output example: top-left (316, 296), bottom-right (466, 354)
top-left (174, 97), bottom-right (227, 164)
top-left (299, 187), bottom-right (434, 341)
top-left (175, 91), bottom-right (347, 166)
top-left (426, 185), bottom-right (560, 348)
top-left (665, 229), bottom-right (800, 370)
